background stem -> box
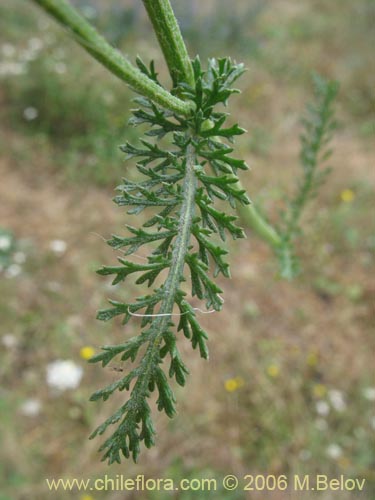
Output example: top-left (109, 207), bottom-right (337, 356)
top-left (235, 187), bottom-right (282, 248)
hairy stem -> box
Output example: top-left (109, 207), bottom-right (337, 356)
top-left (31, 0), bottom-right (193, 115)
top-left (142, 0), bottom-right (195, 87)
top-left (130, 141), bottom-right (197, 403)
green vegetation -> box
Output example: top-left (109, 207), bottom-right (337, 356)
top-left (0, 0), bottom-right (374, 497)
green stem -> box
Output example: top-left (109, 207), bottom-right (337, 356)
top-left (31, 0), bottom-right (193, 115)
top-left (237, 194), bottom-right (283, 248)
top-left (130, 141), bottom-right (197, 405)
top-left (142, 0), bottom-right (195, 88)
top-left (95, 142), bottom-right (198, 461)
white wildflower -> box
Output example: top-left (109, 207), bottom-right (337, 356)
top-left (2, 334), bottom-right (18, 348)
top-left (326, 444), bottom-right (343, 460)
top-left (23, 107), bottom-right (39, 121)
top-left (5, 264), bottom-right (22, 278)
top-left (20, 398), bottom-right (41, 417)
top-left (328, 389), bottom-right (346, 412)
top-left (363, 387), bottom-right (375, 402)
top-left (49, 239), bottom-right (67, 255)
top-left (0, 235), bottom-right (12, 251)
top-left (315, 400), bottom-right (330, 416)
top-left (46, 360), bottom-right (83, 391)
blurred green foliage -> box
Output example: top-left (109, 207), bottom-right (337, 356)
top-left (1, 0), bottom-right (373, 187)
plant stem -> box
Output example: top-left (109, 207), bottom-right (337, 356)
top-left (129, 141), bottom-right (197, 405)
top-left (31, 0), bottom-right (193, 115)
top-left (235, 182), bottom-right (282, 248)
top-left (142, 0), bottom-right (195, 87)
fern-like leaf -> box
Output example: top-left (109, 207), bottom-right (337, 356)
top-left (89, 58), bottom-right (249, 463)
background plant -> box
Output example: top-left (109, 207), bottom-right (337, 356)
top-left (1, 0), bottom-right (374, 495)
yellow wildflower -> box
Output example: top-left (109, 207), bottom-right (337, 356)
top-left (80, 496), bottom-right (95, 500)
top-left (307, 352), bottom-right (319, 367)
top-left (80, 346), bottom-right (95, 360)
top-left (266, 364), bottom-right (280, 378)
top-left (225, 377), bottom-right (243, 392)
top-left (340, 189), bottom-right (355, 203)
top-left (313, 384), bottom-right (327, 398)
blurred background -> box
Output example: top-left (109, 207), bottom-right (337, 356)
top-left (0, 0), bottom-right (374, 499)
